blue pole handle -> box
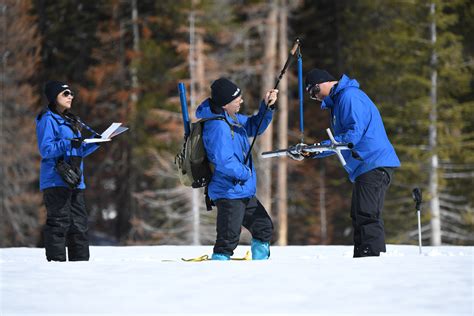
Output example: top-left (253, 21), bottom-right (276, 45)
top-left (178, 82), bottom-right (191, 138)
top-left (297, 54), bottom-right (304, 140)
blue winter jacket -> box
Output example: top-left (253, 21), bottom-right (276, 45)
top-left (196, 99), bottom-right (273, 200)
top-left (316, 74), bottom-right (400, 182)
top-left (35, 109), bottom-right (100, 190)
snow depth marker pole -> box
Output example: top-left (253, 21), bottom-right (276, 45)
top-left (297, 45), bottom-right (304, 143)
top-left (412, 188), bottom-right (423, 254)
top-left (260, 41), bottom-right (352, 170)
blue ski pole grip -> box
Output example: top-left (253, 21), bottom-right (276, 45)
top-left (178, 82), bottom-right (191, 138)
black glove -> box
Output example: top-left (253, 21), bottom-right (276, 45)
top-left (55, 160), bottom-right (82, 189)
top-left (70, 138), bottom-right (83, 149)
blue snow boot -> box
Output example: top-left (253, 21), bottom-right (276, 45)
top-left (251, 239), bottom-right (270, 260)
top-left (211, 253), bottom-right (230, 260)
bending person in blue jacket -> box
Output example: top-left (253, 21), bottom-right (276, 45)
top-left (36, 81), bottom-right (100, 262)
top-left (196, 78), bottom-right (278, 260)
top-left (289, 69), bottom-right (401, 257)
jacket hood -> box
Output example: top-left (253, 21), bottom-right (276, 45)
top-left (321, 74), bottom-right (360, 110)
top-left (36, 107), bottom-right (64, 122)
top-left (196, 98), bottom-right (219, 119)
top-left (196, 98), bottom-right (240, 125)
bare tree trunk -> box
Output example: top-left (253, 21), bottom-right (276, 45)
top-left (188, 10), bottom-right (201, 245)
top-left (257, 0), bottom-right (278, 217)
top-left (276, 0), bottom-right (288, 246)
top-left (130, 0), bottom-right (139, 104)
top-left (117, 0), bottom-right (139, 242)
top-left (429, 2), bottom-right (441, 246)
top-left (1, 3), bottom-right (7, 241)
top-left (196, 34), bottom-right (205, 102)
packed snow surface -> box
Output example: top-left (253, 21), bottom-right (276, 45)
top-left (1, 245), bottom-right (472, 316)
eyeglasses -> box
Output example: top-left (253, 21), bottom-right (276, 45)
top-left (61, 90), bottom-right (74, 98)
top-left (308, 84), bottom-right (321, 100)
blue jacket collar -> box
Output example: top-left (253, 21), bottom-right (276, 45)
top-left (321, 74), bottom-right (360, 110)
top-left (36, 107), bottom-right (66, 123)
top-left (196, 98), bottom-right (241, 126)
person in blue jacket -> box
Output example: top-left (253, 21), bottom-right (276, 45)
top-left (196, 78), bottom-right (278, 260)
top-left (289, 69), bottom-right (401, 257)
top-left (36, 81), bottom-right (100, 261)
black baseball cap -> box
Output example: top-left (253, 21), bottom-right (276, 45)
top-left (304, 69), bottom-right (336, 91)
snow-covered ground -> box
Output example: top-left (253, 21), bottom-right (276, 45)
top-left (1, 245), bottom-right (472, 316)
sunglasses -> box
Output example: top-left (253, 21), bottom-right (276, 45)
top-left (61, 90), bottom-right (74, 98)
top-left (308, 84), bottom-right (321, 100)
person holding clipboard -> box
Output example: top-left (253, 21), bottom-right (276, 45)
top-left (35, 80), bottom-right (126, 262)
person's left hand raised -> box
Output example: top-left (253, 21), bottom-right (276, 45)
top-left (265, 89), bottom-right (279, 109)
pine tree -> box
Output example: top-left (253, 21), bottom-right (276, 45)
top-left (76, 1), bottom-right (134, 243)
top-left (338, 0), bottom-right (474, 245)
top-left (276, 0), bottom-right (290, 246)
top-left (1, 0), bottom-right (42, 246)
top-left (119, 1), bottom-right (202, 244)
top-left (290, 0), bottom-right (352, 245)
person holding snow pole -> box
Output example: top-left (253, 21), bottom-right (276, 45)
top-left (288, 69), bottom-right (400, 257)
top-left (196, 78), bottom-right (278, 260)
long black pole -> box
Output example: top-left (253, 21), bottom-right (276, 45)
top-left (244, 38), bottom-right (300, 165)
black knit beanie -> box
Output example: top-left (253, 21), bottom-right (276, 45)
top-left (210, 78), bottom-right (241, 113)
top-left (44, 81), bottom-right (70, 105)
top-left (304, 69), bottom-right (336, 91)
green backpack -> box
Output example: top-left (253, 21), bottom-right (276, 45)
top-left (175, 117), bottom-right (230, 188)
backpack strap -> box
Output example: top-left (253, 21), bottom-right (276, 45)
top-left (201, 116), bottom-right (234, 139)
top-left (204, 186), bottom-right (214, 211)
top-left (200, 116), bottom-right (231, 126)
top-left (200, 116), bottom-right (232, 211)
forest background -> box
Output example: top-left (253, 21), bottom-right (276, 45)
top-left (2, 0), bottom-right (473, 248)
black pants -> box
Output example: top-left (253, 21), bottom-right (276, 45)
top-left (214, 197), bottom-right (273, 256)
top-left (43, 187), bottom-right (90, 261)
top-left (351, 168), bottom-right (393, 257)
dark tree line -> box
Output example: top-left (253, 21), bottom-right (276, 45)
top-left (1, 0), bottom-right (472, 247)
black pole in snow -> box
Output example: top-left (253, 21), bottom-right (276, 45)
top-left (412, 188), bottom-right (423, 254)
